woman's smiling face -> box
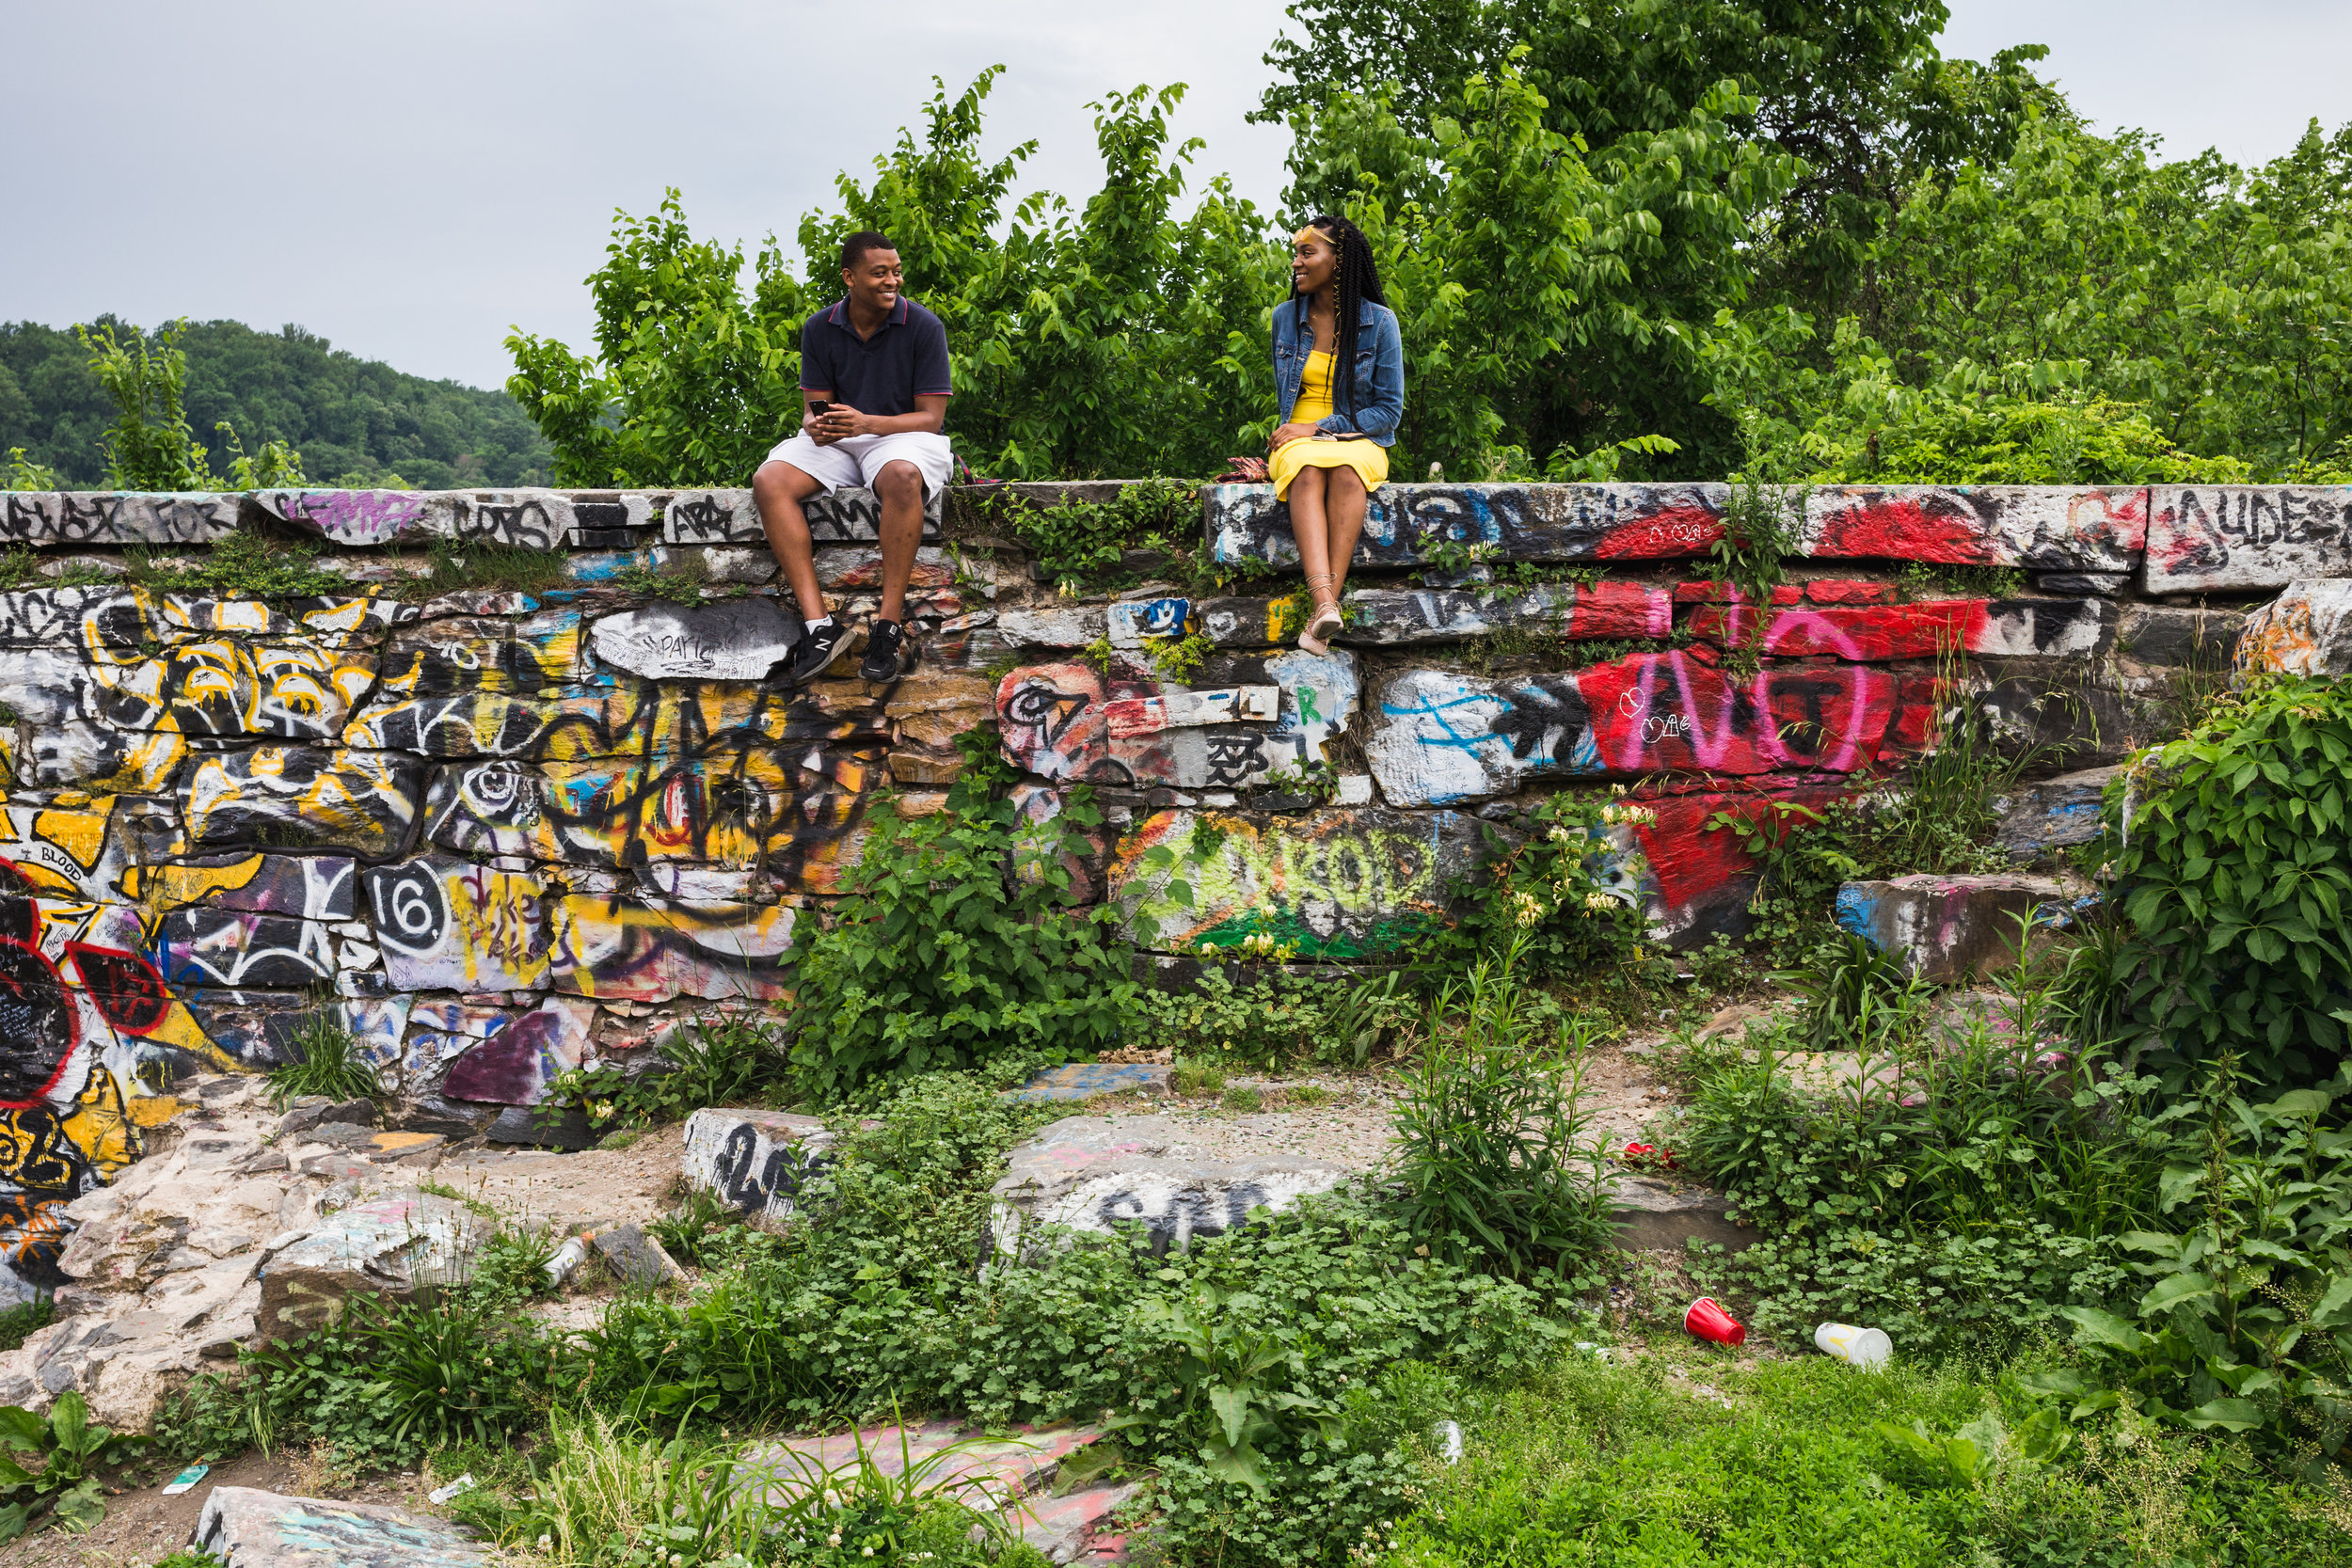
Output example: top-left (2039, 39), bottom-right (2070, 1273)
top-left (1292, 227), bottom-right (1339, 295)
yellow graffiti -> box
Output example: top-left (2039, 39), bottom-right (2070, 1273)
top-left (30, 802), bottom-right (111, 874)
top-left (57, 1068), bottom-right (142, 1183)
top-left (1109, 810), bottom-right (1440, 947)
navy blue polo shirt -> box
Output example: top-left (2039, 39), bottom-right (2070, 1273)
top-left (799, 295), bottom-right (952, 416)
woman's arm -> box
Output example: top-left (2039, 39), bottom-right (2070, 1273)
top-left (1322, 305), bottom-right (1405, 440)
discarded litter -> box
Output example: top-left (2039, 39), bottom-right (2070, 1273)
top-left (1434, 1419), bottom-right (1464, 1464)
top-left (1573, 1340), bottom-right (1611, 1359)
top-left (544, 1236), bottom-right (588, 1284)
top-left (429, 1472), bottom-right (477, 1504)
top-left (161, 1464), bottom-right (208, 1496)
top-left (1683, 1296), bottom-right (1747, 1347)
top-left (1814, 1322), bottom-right (1893, 1370)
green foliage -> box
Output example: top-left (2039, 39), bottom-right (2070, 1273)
top-left (544, 1016), bottom-right (787, 1135)
top-left (780, 786), bottom-right (1139, 1097)
top-left (1133, 965), bottom-right (1412, 1069)
top-left (970, 478), bottom-right (1199, 584)
top-left (2, 315), bottom-right (548, 489)
top-left (1391, 934), bottom-right (1617, 1282)
top-left (2, 448), bottom-right (56, 491)
top-left (0, 1300), bottom-right (52, 1354)
top-left (2029, 1064), bottom-right (2352, 1475)
top-left (0, 1391), bottom-right (148, 1541)
top-left (263, 1005), bottom-right (380, 1110)
top-left (2112, 675), bottom-right (2352, 1086)
top-left (1778, 929), bottom-right (1932, 1053)
top-left (123, 527), bottom-right (354, 601)
top-left (1435, 790), bottom-right (1651, 974)
top-left (607, 551), bottom-right (713, 604)
top-left (399, 532), bottom-right (573, 601)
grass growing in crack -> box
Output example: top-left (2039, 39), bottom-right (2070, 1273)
top-left (389, 534), bottom-right (574, 600)
top-left (264, 1005), bottom-right (379, 1110)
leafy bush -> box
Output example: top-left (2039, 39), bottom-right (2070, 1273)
top-left (1390, 935), bottom-right (1617, 1283)
top-left (781, 788), bottom-right (1139, 1097)
top-left (966, 477), bottom-right (1200, 583)
top-left (2114, 674), bottom-right (2352, 1087)
top-left (1777, 929), bottom-right (1932, 1053)
top-left (544, 1016), bottom-right (787, 1135)
top-left (1438, 791), bottom-right (1652, 974)
top-left (1132, 965), bottom-right (1413, 1069)
top-left (264, 1005), bottom-right (380, 1109)
top-left (0, 1392), bottom-right (147, 1540)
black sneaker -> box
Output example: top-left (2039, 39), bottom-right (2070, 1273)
top-left (786, 618), bottom-right (850, 685)
top-left (860, 617), bottom-right (916, 682)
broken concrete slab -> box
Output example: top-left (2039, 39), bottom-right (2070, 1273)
top-left (990, 1115), bottom-right (1355, 1257)
top-left (256, 1191), bottom-right (485, 1341)
top-left (487, 1103), bottom-right (596, 1150)
top-left (2236, 578), bottom-right (2352, 674)
top-left (274, 1097), bottom-right (376, 1137)
top-left (1834, 873), bottom-right (2078, 983)
top-left (1022, 1481), bottom-right (1138, 1563)
top-left (682, 1107), bottom-right (836, 1224)
top-left (1011, 1063), bottom-right (1173, 1102)
top-left (196, 1484), bottom-right (490, 1567)
top-left (1992, 767), bottom-right (2118, 860)
top-left (592, 1223), bottom-right (685, 1287)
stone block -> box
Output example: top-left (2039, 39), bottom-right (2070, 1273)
top-left (1685, 597), bottom-right (2112, 661)
top-left (999, 605), bottom-right (1109, 647)
top-left (1012, 1063), bottom-right (1173, 1101)
top-left (196, 1485), bottom-right (490, 1567)
top-left (1993, 767), bottom-right (2120, 860)
top-left (588, 595), bottom-right (803, 681)
top-left (1834, 874), bottom-right (2075, 983)
top-left (682, 1107), bottom-right (836, 1224)
top-left (1610, 1177), bottom-right (1751, 1253)
top-left (184, 746), bottom-right (425, 860)
top-left (256, 1192), bottom-right (485, 1341)
top-left (2038, 571), bottom-right (2130, 596)
top-left (2235, 578), bottom-right (2352, 674)
top-left (1337, 580), bottom-right (1673, 645)
top-left (1109, 805), bottom-right (1484, 957)
top-left (1106, 595), bottom-right (1194, 645)
top-left (660, 486), bottom-right (941, 546)
top-left (592, 1222), bottom-right (686, 1286)
top-left (0, 492), bottom-right (241, 547)
top-left (1800, 486), bottom-right (2147, 571)
top-left (244, 489), bottom-right (464, 547)
top-left (1206, 482), bottom-right (1731, 566)
top-left (2119, 605), bottom-right (2243, 668)
top-left (1024, 1481), bottom-right (1139, 1563)
top-left (991, 1115), bottom-right (1354, 1256)
top-left (2145, 485), bottom-right (2352, 591)
top-left (996, 650), bottom-right (1356, 791)
top-left (275, 1097), bottom-right (375, 1138)
top-left (887, 751), bottom-right (964, 784)
top-left (487, 1104), bottom-right (596, 1150)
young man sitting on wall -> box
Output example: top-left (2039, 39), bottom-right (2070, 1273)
top-left (754, 230), bottom-right (951, 685)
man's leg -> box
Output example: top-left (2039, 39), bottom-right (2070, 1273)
top-left (870, 458), bottom-right (926, 626)
top-left (753, 460), bottom-right (829, 623)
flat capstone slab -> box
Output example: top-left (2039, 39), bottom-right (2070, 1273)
top-left (196, 1485), bottom-right (488, 1567)
top-left (681, 1106), bottom-right (835, 1225)
top-left (1835, 873), bottom-right (2081, 984)
top-left (989, 1114), bottom-right (1354, 1256)
top-left (1010, 1063), bottom-right (1173, 1101)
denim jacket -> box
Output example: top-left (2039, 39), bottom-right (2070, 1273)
top-left (1272, 294), bottom-right (1405, 447)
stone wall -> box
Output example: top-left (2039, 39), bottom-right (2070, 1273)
top-left (0, 477), bottom-right (2316, 1299)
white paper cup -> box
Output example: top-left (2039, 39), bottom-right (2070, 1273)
top-left (1814, 1322), bottom-right (1893, 1370)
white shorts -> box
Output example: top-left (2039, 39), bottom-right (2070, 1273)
top-left (761, 430), bottom-right (953, 497)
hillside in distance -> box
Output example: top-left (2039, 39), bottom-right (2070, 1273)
top-left (0, 316), bottom-right (553, 490)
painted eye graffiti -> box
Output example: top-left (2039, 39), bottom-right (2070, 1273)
top-left (0, 941), bottom-right (77, 1111)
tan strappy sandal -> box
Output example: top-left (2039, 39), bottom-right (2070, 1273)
top-left (1298, 573), bottom-right (1345, 656)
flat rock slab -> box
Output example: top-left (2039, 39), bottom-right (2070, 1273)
top-left (257, 1191), bottom-right (484, 1341)
top-left (197, 1485), bottom-right (489, 1567)
top-left (1609, 1176), bottom-right (1751, 1254)
top-left (1024, 1481), bottom-right (1138, 1563)
top-left (682, 1107), bottom-right (836, 1224)
top-left (488, 1103), bottom-right (596, 1150)
top-left (1012, 1064), bottom-right (1173, 1102)
top-left (1992, 766), bottom-right (2119, 860)
top-left (588, 596), bottom-right (803, 681)
top-left (1835, 874), bottom-right (2080, 983)
top-left (991, 1115), bottom-right (1356, 1256)
top-left (593, 1222), bottom-right (685, 1286)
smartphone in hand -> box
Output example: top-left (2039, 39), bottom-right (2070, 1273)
top-left (806, 400), bottom-right (834, 417)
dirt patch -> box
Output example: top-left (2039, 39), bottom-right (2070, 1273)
top-left (428, 1120), bottom-right (691, 1233)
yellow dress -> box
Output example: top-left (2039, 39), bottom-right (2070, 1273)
top-left (1270, 351), bottom-right (1391, 501)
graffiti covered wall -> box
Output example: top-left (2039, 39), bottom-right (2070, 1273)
top-left (0, 476), bottom-right (2320, 1293)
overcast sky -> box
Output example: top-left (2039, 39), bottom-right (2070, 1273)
top-left (4, 1), bottom-right (2348, 390)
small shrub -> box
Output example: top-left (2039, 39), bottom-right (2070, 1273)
top-left (122, 527), bottom-right (350, 600)
top-left (0, 1299), bottom-right (53, 1353)
top-left (1435, 790), bottom-right (1653, 975)
top-left (1222, 1085), bottom-right (1263, 1113)
top-left (1778, 929), bottom-right (1932, 1052)
top-left (399, 533), bottom-right (573, 600)
top-left (0, 1391), bottom-right (148, 1540)
top-left (265, 1006), bottom-right (379, 1110)
top-left (544, 1015), bottom-right (787, 1135)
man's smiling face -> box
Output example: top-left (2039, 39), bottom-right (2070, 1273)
top-left (844, 247), bottom-right (903, 313)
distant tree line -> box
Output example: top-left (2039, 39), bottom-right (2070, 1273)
top-left (0, 316), bottom-right (551, 491)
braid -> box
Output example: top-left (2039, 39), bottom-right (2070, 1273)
top-left (1306, 215), bottom-right (1387, 423)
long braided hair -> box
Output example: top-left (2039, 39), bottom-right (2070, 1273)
top-left (1295, 214), bottom-right (1387, 422)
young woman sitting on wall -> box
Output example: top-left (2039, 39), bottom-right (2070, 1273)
top-left (1268, 214), bottom-right (1405, 656)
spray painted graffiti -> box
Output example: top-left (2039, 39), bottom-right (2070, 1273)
top-left (2144, 485), bottom-right (2352, 591)
top-left (1803, 487), bottom-right (2147, 571)
top-left (995, 652), bottom-right (1357, 791)
top-left (1108, 807), bottom-right (1480, 956)
top-left (588, 598), bottom-right (803, 682)
top-left (342, 680), bottom-right (890, 763)
top-left (682, 1107), bottom-right (834, 1224)
top-left (660, 487), bottom-right (944, 547)
top-left (415, 996), bottom-right (595, 1105)
top-left (2234, 578), bottom-right (2352, 674)
top-left (0, 494), bottom-right (240, 547)
top-left (246, 490), bottom-right (445, 546)
top-left (184, 746), bottom-right (425, 859)
top-left (1338, 580), bottom-right (1672, 645)
top-left (1205, 482), bottom-right (1730, 567)
top-left (1684, 598), bottom-right (2113, 661)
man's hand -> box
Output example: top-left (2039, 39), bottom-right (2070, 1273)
top-left (1269, 421), bottom-right (1320, 451)
top-left (809, 404), bottom-right (876, 444)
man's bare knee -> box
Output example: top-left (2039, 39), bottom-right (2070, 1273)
top-left (755, 461), bottom-right (818, 508)
top-left (873, 461), bottom-right (925, 504)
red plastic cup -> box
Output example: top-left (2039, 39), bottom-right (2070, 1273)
top-left (1684, 1296), bottom-right (1747, 1347)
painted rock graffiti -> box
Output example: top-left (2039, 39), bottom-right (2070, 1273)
top-left (1338, 580), bottom-right (1673, 645)
top-left (660, 486), bottom-right (943, 546)
top-left (184, 747), bottom-right (426, 859)
top-left (1206, 482), bottom-right (1730, 567)
top-left (588, 598), bottom-right (804, 682)
top-left (1684, 598), bottom-right (2113, 661)
top-left (2145, 486), bottom-right (2352, 591)
top-left (1108, 808), bottom-right (1481, 956)
top-left (1802, 487), bottom-right (2146, 571)
top-left (2235, 578), bottom-right (2352, 675)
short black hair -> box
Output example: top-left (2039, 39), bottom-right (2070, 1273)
top-left (840, 231), bottom-right (897, 272)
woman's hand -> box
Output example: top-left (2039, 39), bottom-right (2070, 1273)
top-left (1268, 422), bottom-right (1319, 451)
